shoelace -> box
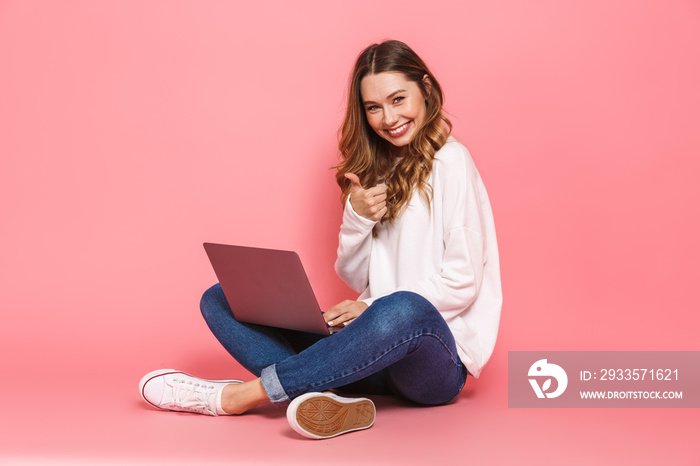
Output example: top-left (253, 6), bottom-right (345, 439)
top-left (165, 377), bottom-right (219, 415)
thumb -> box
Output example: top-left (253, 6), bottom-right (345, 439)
top-left (345, 173), bottom-right (364, 192)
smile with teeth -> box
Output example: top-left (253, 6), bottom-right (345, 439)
top-left (386, 121), bottom-right (411, 137)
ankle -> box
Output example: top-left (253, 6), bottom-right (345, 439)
top-left (221, 379), bottom-right (269, 415)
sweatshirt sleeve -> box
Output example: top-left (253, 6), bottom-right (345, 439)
top-left (394, 145), bottom-right (487, 320)
top-left (334, 195), bottom-right (378, 293)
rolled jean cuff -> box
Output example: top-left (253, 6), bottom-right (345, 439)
top-left (260, 364), bottom-right (290, 406)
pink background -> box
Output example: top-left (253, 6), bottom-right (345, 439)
top-left (1, 0), bottom-right (698, 464)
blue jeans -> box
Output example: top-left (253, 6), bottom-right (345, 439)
top-left (200, 284), bottom-right (467, 405)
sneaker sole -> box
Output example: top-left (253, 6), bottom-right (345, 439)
top-left (139, 369), bottom-right (243, 410)
top-left (287, 392), bottom-right (375, 439)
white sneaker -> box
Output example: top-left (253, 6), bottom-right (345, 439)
top-left (139, 369), bottom-right (243, 416)
top-left (287, 392), bottom-right (376, 439)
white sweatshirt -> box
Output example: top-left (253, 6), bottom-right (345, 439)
top-left (335, 137), bottom-right (502, 378)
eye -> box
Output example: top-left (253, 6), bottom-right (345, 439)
top-left (366, 105), bottom-right (380, 112)
top-left (393, 96), bottom-right (405, 104)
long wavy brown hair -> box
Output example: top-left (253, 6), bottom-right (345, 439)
top-left (335, 40), bottom-right (452, 224)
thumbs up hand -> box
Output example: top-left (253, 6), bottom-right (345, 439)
top-left (345, 173), bottom-right (388, 222)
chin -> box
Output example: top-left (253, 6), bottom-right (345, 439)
top-left (387, 134), bottom-right (413, 148)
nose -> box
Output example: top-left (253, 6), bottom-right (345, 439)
top-left (383, 108), bottom-right (399, 126)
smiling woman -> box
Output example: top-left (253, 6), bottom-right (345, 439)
top-left (139, 39), bottom-right (502, 441)
top-left (336, 40), bottom-right (452, 225)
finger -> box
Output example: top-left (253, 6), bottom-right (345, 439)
top-left (365, 185), bottom-right (386, 196)
top-left (373, 192), bottom-right (387, 202)
top-left (324, 308), bottom-right (345, 324)
top-left (345, 173), bottom-right (364, 193)
top-left (362, 191), bottom-right (387, 204)
top-left (367, 199), bottom-right (386, 217)
top-left (327, 304), bottom-right (362, 326)
top-left (327, 311), bottom-right (352, 327)
top-left (324, 300), bottom-right (354, 325)
top-left (363, 195), bottom-right (385, 209)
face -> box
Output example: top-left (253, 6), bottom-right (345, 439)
top-left (360, 71), bottom-right (429, 149)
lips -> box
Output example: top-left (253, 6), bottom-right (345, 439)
top-left (386, 121), bottom-right (411, 138)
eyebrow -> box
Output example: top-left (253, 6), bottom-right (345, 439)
top-left (363, 89), bottom-right (407, 106)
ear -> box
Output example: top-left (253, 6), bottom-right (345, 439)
top-left (422, 74), bottom-right (433, 99)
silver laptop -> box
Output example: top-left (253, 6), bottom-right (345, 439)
top-left (203, 243), bottom-right (337, 335)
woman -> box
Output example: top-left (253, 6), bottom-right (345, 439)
top-left (139, 40), bottom-right (502, 440)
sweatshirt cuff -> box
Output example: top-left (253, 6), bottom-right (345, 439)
top-left (343, 195), bottom-right (378, 232)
